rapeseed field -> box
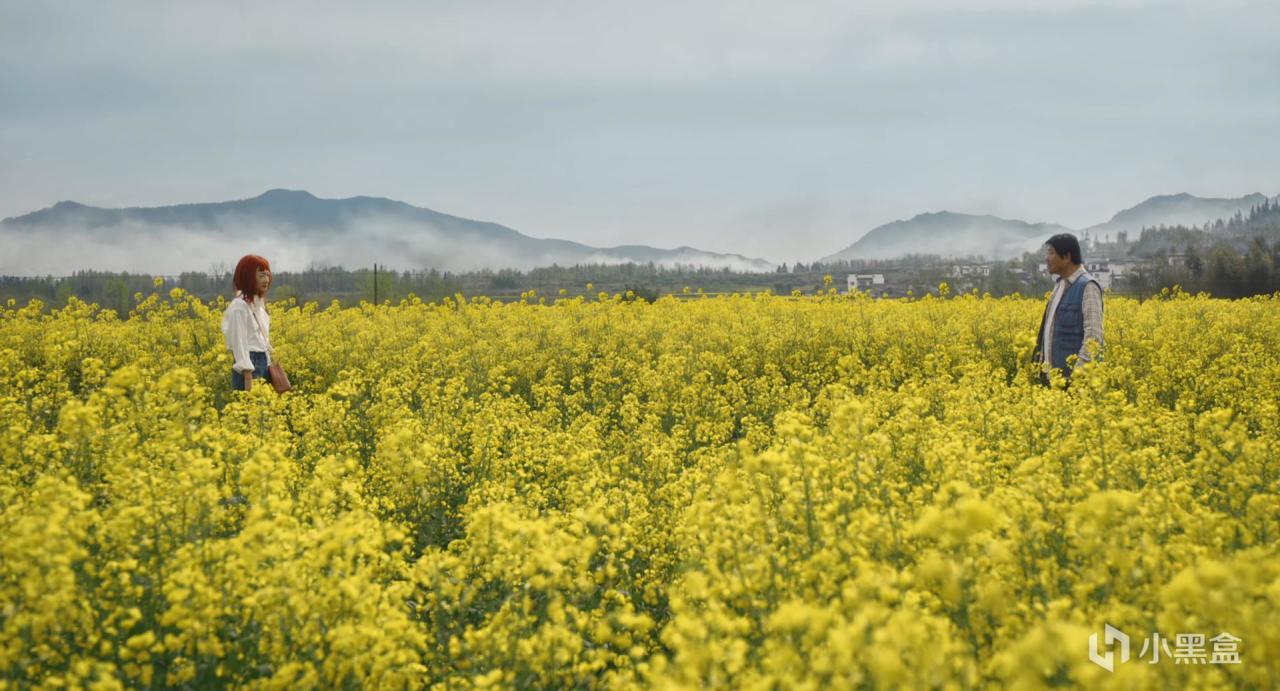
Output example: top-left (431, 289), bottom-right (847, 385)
top-left (2, 287), bottom-right (1276, 689)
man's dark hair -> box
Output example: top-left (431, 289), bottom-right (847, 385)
top-left (1045, 233), bottom-right (1083, 265)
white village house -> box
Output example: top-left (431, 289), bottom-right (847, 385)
top-left (1084, 257), bottom-right (1140, 291)
top-left (846, 274), bottom-right (885, 293)
top-left (949, 264), bottom-right (992, 278)
top-left (1085, 262), bottom-right (1114, 290)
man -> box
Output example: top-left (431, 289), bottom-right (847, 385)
top-left (1033, 233), bottom-right (1104, 385)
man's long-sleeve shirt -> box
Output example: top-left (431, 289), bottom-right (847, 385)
top-left (1040, 265), bottom-right (1104, 371)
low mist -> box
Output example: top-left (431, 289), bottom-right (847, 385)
top-left (0, 212), bottom-right (775, 276)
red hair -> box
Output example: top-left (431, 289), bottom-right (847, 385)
top-left (233, 255), bottom-right (271, 301)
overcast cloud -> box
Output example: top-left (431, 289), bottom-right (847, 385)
top-left (1, 0), bottom-right (1277, 266)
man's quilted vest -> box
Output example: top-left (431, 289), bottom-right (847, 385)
top-left (1035, 273), bottom-right (1100, 374)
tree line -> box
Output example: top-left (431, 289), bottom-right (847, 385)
top-left (6, 200), bottom-right (1278, 311)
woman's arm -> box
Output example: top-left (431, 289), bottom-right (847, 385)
top-left (223, 303), bottom-right (257, 373)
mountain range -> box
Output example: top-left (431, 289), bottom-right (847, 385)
top-left (820, 192), bottom-right (1274, 262)
top-left (1082, 192), bottom-right (1270, 237)
top-left (0, 189), bottom-right (775, 276)
top-left (2, 189), bottom-right (1275, 275)
top-left (819, 212), bottom-right (1074, 263)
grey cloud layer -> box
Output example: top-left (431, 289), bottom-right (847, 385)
top-left (2, 0), bottom-right (1277, 264)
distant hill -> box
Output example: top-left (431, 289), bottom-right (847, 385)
top-left (0, 189), bottom-right (775, 275)
top-left (1084, 192), bottom-right (1270, 238)
top-left (819, 211), bottom-right (1073, 262)
top-left (818, 192), bottom-right (1276, 263)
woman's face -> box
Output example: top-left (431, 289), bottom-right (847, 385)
top-left (256, 268), bottom-right (272, 294)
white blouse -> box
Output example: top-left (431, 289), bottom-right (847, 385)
top-left (221, 295), bottom-right (271, 373)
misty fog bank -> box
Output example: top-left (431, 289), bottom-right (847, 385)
top-left (0, 214), bottom-right (773, 276)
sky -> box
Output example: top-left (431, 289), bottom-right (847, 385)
top-left (2, 0), bottom-right (1278, 265)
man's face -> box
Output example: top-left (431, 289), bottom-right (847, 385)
top-left (1044, 247), bottom-right (1067, 276)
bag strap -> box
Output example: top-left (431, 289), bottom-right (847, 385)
top-left (242, 296), bottom-right (274, 364)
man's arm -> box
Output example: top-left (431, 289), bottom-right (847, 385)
top-left (1077, 282), bottom-right (1104, 362)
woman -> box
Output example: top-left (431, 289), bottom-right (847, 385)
top-left (221, 254), bottom-right (274, 391)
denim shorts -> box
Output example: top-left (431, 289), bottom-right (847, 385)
top-left (231, 351), bottom-right (272, 391)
